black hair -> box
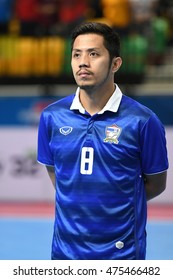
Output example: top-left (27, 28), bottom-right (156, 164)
top-left (71, 22), bottom-right (121, 60)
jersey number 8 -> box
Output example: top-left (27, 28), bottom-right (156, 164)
top-left (80, 147), bottom-right (94, 175)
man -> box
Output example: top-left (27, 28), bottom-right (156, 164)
top-left (37, 22), bottom-right (169, 260)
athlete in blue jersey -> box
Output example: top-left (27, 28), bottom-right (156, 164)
top-left (37, 22), bottom-right (169, 259)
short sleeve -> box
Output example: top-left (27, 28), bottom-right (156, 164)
top-left (37, 112), bottom-right (54, 166)
top-left (140, 114), bottom-right (169, 175)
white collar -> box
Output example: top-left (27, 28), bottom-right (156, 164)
top-left (70, 84), bottom-right (122, 114)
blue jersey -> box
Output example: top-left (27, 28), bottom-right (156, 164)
top-left (37, 85), bottom-right (168, 260)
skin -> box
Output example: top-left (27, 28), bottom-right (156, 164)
top-left (144, 173), bottom-right (167, 201)
top-left (71, 33), bottom-right (122, 115)
top-left (46, 33), bottom-right (167, 201)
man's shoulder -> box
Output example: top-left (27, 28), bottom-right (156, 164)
top-left (121, 94), bottom-right (154, 117)
top-left (44, 94), bottom-right (75, 112)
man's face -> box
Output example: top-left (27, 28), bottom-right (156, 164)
top-left (71, 33), bottom-right (112, 90)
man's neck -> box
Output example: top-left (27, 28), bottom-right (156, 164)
top-left (79, 83), bottom-right (115, 115)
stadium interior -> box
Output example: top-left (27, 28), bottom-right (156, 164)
top-left (0, 0), bottom-right (173, 260)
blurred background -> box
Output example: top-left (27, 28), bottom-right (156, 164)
top-left (0, 0), bottom-right (173, 259)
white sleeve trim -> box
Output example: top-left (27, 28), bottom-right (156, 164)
top-left (144, 169), bottom-right (168, 176)
top-left (37, 160), bottom-right (54, 167)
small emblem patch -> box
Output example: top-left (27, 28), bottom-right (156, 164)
top-left (59, 126), bottom-right (73, 135)
top-left (104, 124), bottom-right (121, 144)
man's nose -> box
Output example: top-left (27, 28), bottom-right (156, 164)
top-left (79, 54), bottom-right (89, 68)
top-left (79, 63), bottom-right (88, 68)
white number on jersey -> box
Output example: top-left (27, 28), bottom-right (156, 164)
top-left (80, 147), bottom-right (94, 175)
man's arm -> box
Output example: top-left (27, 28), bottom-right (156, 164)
top-left (144, 171), bottom-right (167, 201)
top-left (46, 165), bottom-right (55, 188)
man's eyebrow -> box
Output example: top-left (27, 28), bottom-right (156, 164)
top-left (72, 48), bottom-right (101, 52)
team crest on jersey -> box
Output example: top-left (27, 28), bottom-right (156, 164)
top-left (59, 126), bottom-right (73, 135)
top-left (104, 124), bottom-right (121, 144)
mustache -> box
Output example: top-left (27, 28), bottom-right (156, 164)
top-left (76, 69), bottom-right (93, 75)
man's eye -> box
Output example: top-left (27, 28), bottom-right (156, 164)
top-left (73, 53), bottom-right (80, 58)
top-left (90, 52), bottom-right (97, 56)
top-left (90, 52), bottom-right (98, 57)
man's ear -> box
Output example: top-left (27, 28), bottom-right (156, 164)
top-left (112, 57), bottom-right (122, 73)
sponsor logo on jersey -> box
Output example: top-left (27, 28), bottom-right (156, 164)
top-left (59, 126), bottom-right (73, 135)
top-left (104, 124), bottom-right (121, 144)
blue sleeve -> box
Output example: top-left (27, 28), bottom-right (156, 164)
top-left (140, 114), bottom-right (169, 175)
top-left (37, 112), bottom-right (54, 166)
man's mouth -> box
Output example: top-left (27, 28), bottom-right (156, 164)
top-left (77, 70), bottom-right (92, 78)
